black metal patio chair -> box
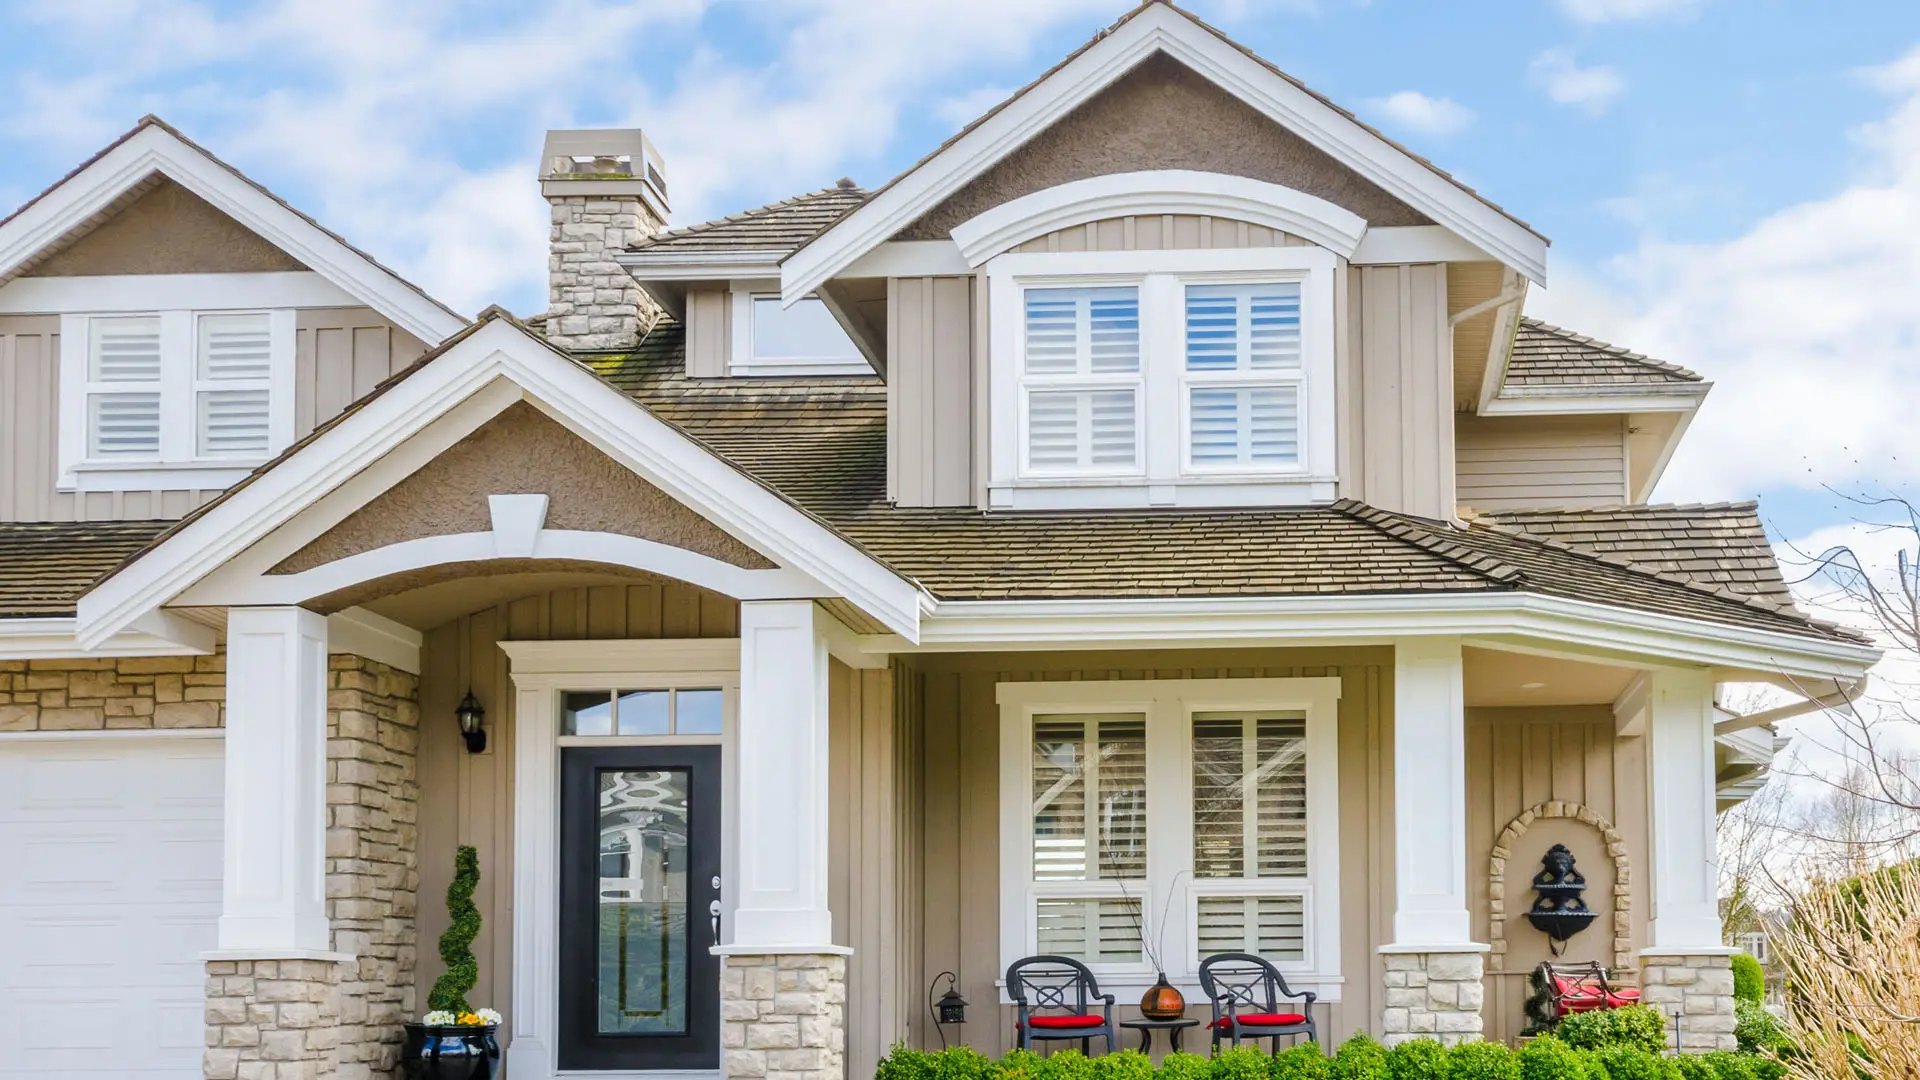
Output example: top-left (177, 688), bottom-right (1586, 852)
top-left (1197, 952), bottom-right (1317, 1053)
top-left (1004, 955), bottom-right (1117, 1054)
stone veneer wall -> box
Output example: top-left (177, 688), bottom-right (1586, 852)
top-left (1639, 953), bottom-right (1736, 1052)
top-left (204, 654), bottom-right (421, 1080)
top-left (721, 953), bottom-right (847, 1080)
top-left (0, 653), bottom-right (226, 730)
top-left (1380, 951), bottom-right (1486, 1047)
top-left (546, 194), bottom-right (660, 351)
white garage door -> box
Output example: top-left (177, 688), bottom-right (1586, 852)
top-left (0, 735), bottom-right (223, 1080)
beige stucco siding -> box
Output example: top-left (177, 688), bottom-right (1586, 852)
top-left (910, 647), bottom-right (1394, 1052)
top-left (888, 276), bottom-right (975, 507)
top-left (0, 308), bottom-right (424, 522)
top-left (1456, 414), bottom-right (1629, 511)
top-left (24, 178), bottom-right (305, 278)
top-left (1465, 706), bottom-right (1649, 1044)
top-left (1339, 264), bottom-right (1455, 520)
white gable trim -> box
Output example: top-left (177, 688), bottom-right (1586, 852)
top-left (0, 123), bottom-right (466, 345)
top-left (947, 169), bottom-right (1368, 266)
top-left (75, 318), bottom-right (925, 647)
top-left (780, 4), bottom-right (1548, 304)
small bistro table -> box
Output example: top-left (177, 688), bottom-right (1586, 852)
top-left (1119, 1018), bottom-right (1201, 1054)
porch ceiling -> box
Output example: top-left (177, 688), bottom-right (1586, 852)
top-left (1463, 645), bottom-right (1636, 708)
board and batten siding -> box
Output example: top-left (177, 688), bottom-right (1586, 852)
top-left (417, 586), bottom-right (913, 1079)
top-left (684, 288), bottom-right (732, 379)
top-left (911, 647), bottom-right (1395, 1053)
top-left (1339, 264), bottom-right (1455, 521)
top-left (888, 276), bottom-right (975, 507)
top-left (0, 308), bottom-right (425, 522)
top-left (1464, 706), bottom-right (1650, 1044)
top-left (1455, 414), bottom-right (1629, 511)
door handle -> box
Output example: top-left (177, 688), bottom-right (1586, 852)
top-left (710, 875), bottom-right (722, 944)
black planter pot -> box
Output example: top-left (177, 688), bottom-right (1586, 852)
top-left (400, 1023), bottom-right (501, 1080)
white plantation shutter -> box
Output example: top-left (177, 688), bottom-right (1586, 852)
top-left (1021, 286), bottom-right (1141, 474)
top-left (85, 317), bottom-right (163, 457)
top-left (1031, 714), bottom-right (1148, 881)
top-left (1184, 283), bottom-right (1305, 469)
top-left (195, 313), bottom-right (273, 456)
top-left (1037, 897), bottom-right (1144, 964)
top-left (1196, 895), bottom-right (1306, 961)
top-left (87, 394), bottom-right (162, 456)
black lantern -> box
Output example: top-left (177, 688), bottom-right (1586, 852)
top-left (928, 971), bottom-right (967, 1047)
top-left (456, 691), bottom-right (487, 754)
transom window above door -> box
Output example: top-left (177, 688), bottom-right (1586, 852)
top-left (986, 246), bottom-right (1338, 511)
top-left (562, 687), bottom-right (725, 736)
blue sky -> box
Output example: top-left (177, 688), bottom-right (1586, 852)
top-left (4, 0), bottom-right (1920, 550)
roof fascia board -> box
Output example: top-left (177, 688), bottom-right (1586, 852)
top-left (0, 271), bottom-right (356, 314)
top-left (0, 125), bottom-right (465, 344)
top-left (843, 240), bottom-right (972, 278)
top-left (76, 319), bottom-right (922, 646)
top-left (903, 592), bottom-right (1878, 680)
top-left (948, 169), bottom-right (1368, 266)
top-left (617, 249), bottom-right (790, 281)
top-left (0, 613), bottom-right (215, 659)
top-left (1480, 386), bottom-right (1709, 416)
top-left (1475, 270), bottom-right (1527, 412)
top-left (781, 5), bottom-right (1547, 304)
top-left (1632, 403), bottom-right (1699, 504)
top-left (1351, 226), bottom-right (1493, 266)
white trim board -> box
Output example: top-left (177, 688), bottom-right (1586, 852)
top-left (0, 121), bottom-right (465, 344)
top-left (78, 316), bottom-right (926, 648)
top-left (0, 611), bottom-right (215, 659)
top-left (780, 3), bottom-right (1548, 304)
top-left (0, 271), bottom-right (358, 314)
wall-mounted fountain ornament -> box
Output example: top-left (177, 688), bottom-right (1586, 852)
top-left (1526, 843), bottom-right (1597, 955)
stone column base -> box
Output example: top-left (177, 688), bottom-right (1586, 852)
top-left (1639, 953), bottom-right (1736, 1052)
top-left (1381, 951), bottom-right (1486, 1047)
top-left (205, 958), bottom-right (346, 1080)
top-left (720, 953), bottom-right (847, 1080)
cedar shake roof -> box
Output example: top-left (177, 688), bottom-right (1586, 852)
top-left (1478, 503), bottom-right (1793, 606)
top-left (1506, 318), bottom-right (1702, 388)
top-left (628, 187), bottom-right (869, 255)
top-left (0, 521), bottom-right (172, 618)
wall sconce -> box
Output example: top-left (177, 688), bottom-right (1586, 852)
top-left (456, 690), bottom-right (487, 754)
top-left (927, 970), bottom-right (966, 1048)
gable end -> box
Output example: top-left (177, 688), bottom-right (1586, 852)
top-left (24, 177), bottom-right (305, 277)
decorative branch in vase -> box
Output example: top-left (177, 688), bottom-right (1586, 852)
top-left (1114, 869), bottom-right (1189, 1020)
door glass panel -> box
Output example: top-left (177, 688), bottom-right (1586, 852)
top-left (616, 691), bottom-right (670, 735)
top-left (564, 692), bottom-right (615, 736)
top-left (675, 689), bottom-right (724, 735)
top-left (597, 768), bottom-right (690, 1036)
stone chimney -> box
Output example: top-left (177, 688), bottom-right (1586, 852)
top-left (539, 128), bottom-right (668, 351)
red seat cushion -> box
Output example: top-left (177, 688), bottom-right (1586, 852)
top-left (1209, 1012), bottom-right (1308, 1029)
top-left (1020, 1014), bottom-right (1104, 1030)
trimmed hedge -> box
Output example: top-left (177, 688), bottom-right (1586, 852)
top-left (1729, 955), bottom-right (1764, 1007)
top-left (1551, 1006), bottom-right (1669, 1055)
top-left (873, 1035), bottom-right (1779, 1080)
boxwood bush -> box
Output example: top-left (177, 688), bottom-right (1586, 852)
top-left (872, 1032), bottom-right (1778, 1080)
top-left (1551, 1006), bottom-right (1669, 1055)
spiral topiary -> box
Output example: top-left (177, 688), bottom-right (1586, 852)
top-left (428, 844), bottom-right (482, 1014)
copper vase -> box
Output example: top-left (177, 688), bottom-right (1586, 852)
top-left (1140, 973), bottom-right (1185, 1020)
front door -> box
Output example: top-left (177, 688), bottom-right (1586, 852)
top-left (558, 745), bottom-right (722, 1072)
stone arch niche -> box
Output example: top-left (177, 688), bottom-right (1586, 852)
top-left (1489, 801), bottom-right (1634, 973)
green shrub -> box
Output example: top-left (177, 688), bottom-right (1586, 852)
top-left (428, 845), bottom-right (481, 1013)
top-left (994, 1051), bottom-right (1045, 1080)
top-left (1092, 1050), bottom-right (1155, 1080)
top-left (936, 1047), bottom-right (996, 1080)
top-left (1517, 1036), bottom-right (1589, 1080)
top-left (1447, 1040), bottom-right (1518, 1080)
top-left (1212, 1046), bottom-right (1276, 1080)
top-left (1331, 1033), bottom-right (1391, 1080)
top-left (877, 1045), bottom-right (938, 1080)
top-left (1697, 1054), bottom-right (1755, 1080)
top-left (1275, 1042), bottom-right (1333, 1080)
top-left (1552, 1007), bottom-right (1668, 1055)
top-left (1385, 1038), bottom-right (1449, 1080)
top-left (1670, 1058), bottom-right (1714, 1080)
top-left (1037, 1050), bottom-right (1098, 1080)
top-left (1728, 955), bottom-right (1764, 1006)
top-left (1732, 1001), bottom-right (1790, 1057)
top-left (1589, 1046), bottom-right (1678, 1080)
top-left (1155, 1053), bottom-right (1214, 1080)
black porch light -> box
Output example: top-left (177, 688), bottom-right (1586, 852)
top-left (928, 970), bottom-right (967, 1047)
top-left (456, 690), bottom-right (487, 754)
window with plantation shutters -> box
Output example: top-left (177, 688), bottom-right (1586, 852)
top-left (1191, 711), bottom-right (1311, 962)
top-left (1031, 714), bottom-right (1147, 881)
top-left (85, 316), bottom-right (163, 457)
top-left (1020, 286), bottom-right (1141, 474)
top-left (196, 313), bottom-right (274, 456)
top-left (1184, 283), bottom-right (1304, 469)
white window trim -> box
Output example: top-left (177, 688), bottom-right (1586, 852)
top-left (987, 247), bottom-right (1339, 511)
top-left (1015, 280), bottom-right (1146, 479)
top-left (726, 280), bottom-right (870, 377)
top-left (57, 307), bottom-right (295, 490)
top-left (996, 677), bottom-right (1343, 1003)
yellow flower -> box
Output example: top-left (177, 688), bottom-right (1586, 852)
top-left (458, 1012), bottom-right (480, 1026)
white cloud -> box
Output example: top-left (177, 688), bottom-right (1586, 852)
top-left (1555, 0), bottom-right (1702, 24)
top-left (934, 85), bottom-right (1015, 130)
top-left (1526, 44), bottom-right (1920, 505)
top-left (1529, 49), bottom-right (1626, 115)
top-left (1360, 90), bottom-right (1475, 139)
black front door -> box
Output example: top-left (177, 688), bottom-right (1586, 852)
top-left (558, 745), bottom-right (722, 1071)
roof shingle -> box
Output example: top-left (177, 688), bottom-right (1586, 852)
top-left (1506, 318), bottom-right (1702, 388)
top-left (0, 521), bottom-right (173, 618)
top-left (628, 187), bottom-right (869, 255)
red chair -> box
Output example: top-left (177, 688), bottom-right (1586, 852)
top-left (1005, 955), bottom-right (1116, 1054)
top-left (1537, 961), bottom-right (1641, 1018)
top-left (1198, 953), bottom-right (1318, 1053)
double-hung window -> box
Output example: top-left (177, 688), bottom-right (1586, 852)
top-left (1000, 678), bottom-right (1341, 997)
top-left (987, 247), bottom-right (1336, 509)
top-left (59, 308), bottom-right (293, 488)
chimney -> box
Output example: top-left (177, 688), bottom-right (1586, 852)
top-left (539, 128), bottom-right (669, 351)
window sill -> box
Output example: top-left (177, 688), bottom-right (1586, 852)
top-left (60, 461), bottom-right (263, 493)
top-left (988, 478), bottom-right (1338, 511)
top-left (726, 357), bottom-right (873, 378)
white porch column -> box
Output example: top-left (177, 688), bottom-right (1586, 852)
top-left (1646, 668), bottom-right (1724, 950)
top-left (1389, 636), bottom-right (1473, 947)
top-left (730, 599), bottom-right (835, 949)
top-left (215, 605), bottom-right (332, 953)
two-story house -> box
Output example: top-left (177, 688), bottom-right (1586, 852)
top-left (0, 5), bottom-right (1877, 1080)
